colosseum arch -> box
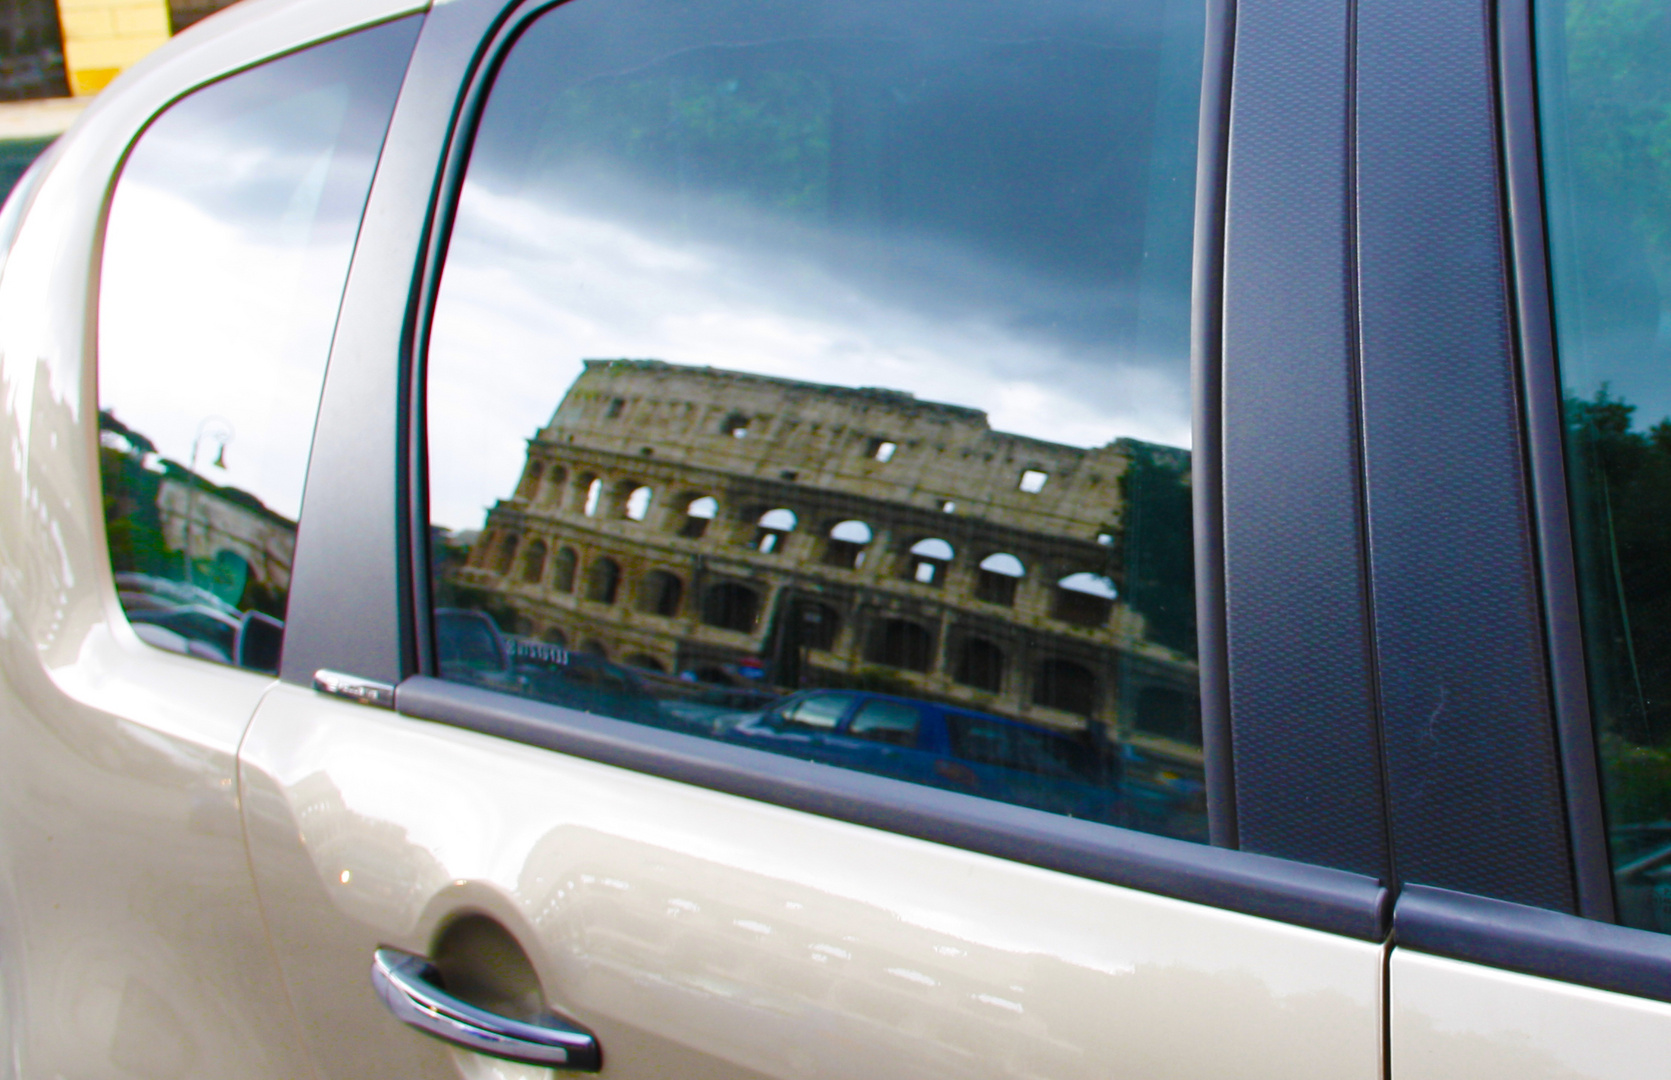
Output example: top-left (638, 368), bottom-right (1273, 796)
top-left (579, 475), bottom-right (603, 517)
top-left (788, 598), bottom-right (841, 651)
top-left (975, 552), bottom-right (1026, 606)
top-left (701, 582), bottom-right (760, 632)
top-left (754, 507), bottom-right (797, 553)
top-left (586, 557), bottom-right (621, 604)
top-left (490, 532), bottom-right (519, 575)
top-left (551, 546), bottom-right (577, 593)
top-left (677, 494), bottom-right (718, 538)
top-left (824, 519), bottom-right (873, 569)
top-left (906, 537), bottom-right (954, 585)
top-left (1053, 571), bottom-right (1117, 626)
top-left (637, 570), bottom-right (684, 617)
top-left (1033, 658), bottom-right (1097, 716)
top-left (519, 539), bottom-right (548, 583)
top-left (868, 617), bottom-right (933, 672)
top-left (954, 637), bottom-right (1005, 692)
top-left (609, 479), bottom-right (652, 521)
top-left (515, 460), bottom-right (545, 500)
top-left (540, 466), bottom-right (568, 504)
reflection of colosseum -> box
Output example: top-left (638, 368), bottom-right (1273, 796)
top-left (449, 360), bottom-right (1200, 764)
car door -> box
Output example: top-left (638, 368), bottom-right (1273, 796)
top-left (235, 1), bottom-right (1400, 1077)
top-left (1383, 0), bottom-right (1671, 1074)
top-left (0, 2), bottom-right (423, 1077)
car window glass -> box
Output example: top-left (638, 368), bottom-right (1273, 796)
top-left (97, 17), bottom-right (419, 673)
top-left (1537, 0), bottom-right (1671, 930)
top-left (946, 713), bottom-right (1099, 783)
top-left (775, 693), bottom-right (851, 732)
top-left (849, 700), bottom-right (921, 746)
top-left (426, 0), bottom-right (1207, 841)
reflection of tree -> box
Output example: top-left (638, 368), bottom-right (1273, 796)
top-left (1567, 389), bottom-right (1671, 823)
top-left (98, 409), bottom-right (290, 618)
top-left (1120, 444), bottom-right (1195, 657)
top-left (1564, 0), bottom-right (1671, 283)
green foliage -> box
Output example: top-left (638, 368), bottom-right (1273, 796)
top-left (1565, 0), bottom-right (1671, 277)
top-left (1599, 731), bottom-right (1671, 827)
top-left (1118, 441), bottom-right (1196, 657)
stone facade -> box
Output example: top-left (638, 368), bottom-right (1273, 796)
top-left (451, 360), bottom-right (1200, 765)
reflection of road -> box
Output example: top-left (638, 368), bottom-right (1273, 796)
top-left (438, 605), bottom-right (1204, 841)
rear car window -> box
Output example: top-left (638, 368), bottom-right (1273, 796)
top-left (1537, 0), bottom-right (1671, 930)
top-left (96, 18), bottom-right (419, 672)
top-left (849, 700), bottom-right (922, 746)
top-left (425, 0), bottom-right (1207, 841)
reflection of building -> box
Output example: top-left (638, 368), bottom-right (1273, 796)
top-left (452, 360), bottom-right (1199, 763)
top-left (155, 475), bottom-right (294, 593)
top-left (99, 409), bottom-right (294, 603)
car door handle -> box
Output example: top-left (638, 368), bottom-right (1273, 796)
top-left (370, 947), bottom-right (602, 1071)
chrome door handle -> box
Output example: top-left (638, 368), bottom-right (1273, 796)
top-left (371, 947), bottom-right (602, 1071)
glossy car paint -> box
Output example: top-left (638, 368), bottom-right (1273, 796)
top-left (1391, 949), bottom-right (1671, 1080)
top-left (0, 0), bottom-right (423, 1075)
top-left (242, 684), bottom-right (1385, 1080)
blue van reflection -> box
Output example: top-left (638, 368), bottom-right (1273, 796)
top-left (727, 690), bottom-right (1140, 826)
top-left (436, 608), bottom-right (1202, 836)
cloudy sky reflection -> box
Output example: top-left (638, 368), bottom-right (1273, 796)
top-left (427, 0), bottom-right (1203, 532)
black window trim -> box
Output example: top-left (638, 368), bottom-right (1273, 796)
top-left (1396, 885), bottom-right (1671, 1002)
top-left (1495, 0), bottom-right (1615, 923)
top-left (289, 0), bottom-right (1392, 941)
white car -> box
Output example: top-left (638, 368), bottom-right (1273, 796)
top-left (2, 0), bottom-right (1670, 1077)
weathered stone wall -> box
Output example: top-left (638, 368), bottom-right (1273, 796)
top-left (454, 360), bottom-right (1199, 762)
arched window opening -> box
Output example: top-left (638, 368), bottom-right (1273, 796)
top-left (516, 460), bottom-right (545, 500)
top-left (788, 600), bottom-right (841, 651)
top-left (1053, 572), bottom-right (1117, 626)
top-left (954, 638), bottom-right (1005, 693)
top-left (586, 557), bottom-right (621, 604)
top-left (540, 626), bottom-right (569, 648)
top-left (975, 552), bottom-right (1025, 606)
top-left (625, 653), bottom-right (665, 673)
top-left (581, 639), bottom-right (608, 659)
top-left (701, 583), bottom-right (760, 633)
top-left (678, 494), bottom-right (718, 539)
top-left (469, 530), bottom-right (498, 568)
top-left (582, 476), bottom-right (603, 517)
top-left (638, 570), bottom-right (684, 617)
top-left (824, 519), bottom-right (873, 569)
top-left (868, 618), bottom-right (933, 672)
top-left (720, 412), bottom-right (750, 438)
top-left (1135, 686), bottom-right (1202, 745)
top-left (906, 537), bottom-right (954, 585)
top-left (624, 485), bottom-right (654, 521)
top-left (1033, 659), bottom-right (1097, 716)
top-left (519, 539), bottom-right (548, 583)
top-left (754, 507), bottom-right (797, 553)
top-left (551, 547), bottom-right (577, 593)
top-left (542, 466), bottom-right (568, 504)
top-left (490, 533), bottom-right (519, 575)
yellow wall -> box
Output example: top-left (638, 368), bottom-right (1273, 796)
top-left (57, 0), bottom-right (172, 96)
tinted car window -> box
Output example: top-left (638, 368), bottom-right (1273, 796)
top-left (97, 18), bottom-right (418, 672)
top-left (1538, 0), bottom-right (1671, 929)
top-left (775, 693), bottom-right (852, 732)
top-left (946, 713), bottom-right (1099, 783)
top-left (849, 699), bottom-right (921, 746)
top-left (427, 0), bottom-right (1206, 840)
